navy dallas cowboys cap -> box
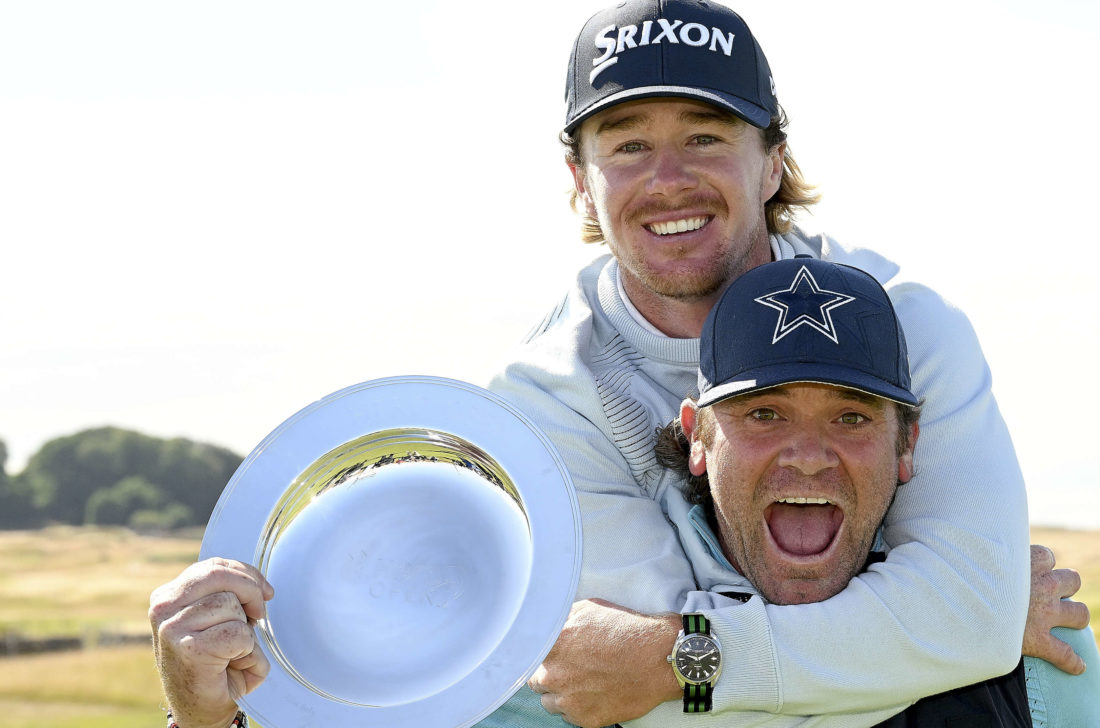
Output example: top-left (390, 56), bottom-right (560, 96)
top-left (697, 257), bottom-right (919, 409)
top-left (564, 0), bottom-right (778, 134)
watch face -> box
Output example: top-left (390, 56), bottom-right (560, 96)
top-left (674, 634), bottom-right (721, 683)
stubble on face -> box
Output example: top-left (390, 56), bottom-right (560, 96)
top-left (702, 387), bottom-right (905, 606)
top-left (615, 204), bottom-right (770, 303)
top-left (720, 477), bottom-right (895, 606)
top-left (576, 100), bottom-right (778, 308)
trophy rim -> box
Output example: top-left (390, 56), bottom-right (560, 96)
top-left (200, 375), bottom-right (581, 727)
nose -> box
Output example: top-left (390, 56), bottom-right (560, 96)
top-left (645, 146), bottom-right (698, 197)
top-left (776, 425), bottom-right (839, 476)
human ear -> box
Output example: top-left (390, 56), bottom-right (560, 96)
top-left (567, 159), bottom-right (598, 219)
top-left (897, 422), bottom-right (920, 484)
top-left (680, 400), bottom-right (709, 477)
top-left (761, 141), bottom-right (785, 203)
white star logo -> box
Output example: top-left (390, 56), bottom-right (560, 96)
top-left (754, 265), bottom-right (856, 344)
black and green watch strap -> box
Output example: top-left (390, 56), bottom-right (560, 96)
top-left (683, 613), bottom-right (710, 636)
top-left (685, 681), bottom-right (713, 713)
top-left (682, 613), bottom-right (714, 713)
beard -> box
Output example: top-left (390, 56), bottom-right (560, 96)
top-left (614, 200), bottom-right (771, 302)
top-left (716, 465), bottom-right (901, 606)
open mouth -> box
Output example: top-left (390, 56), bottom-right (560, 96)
top-left (644, 216), bottom-right (710, 236)
top-left (764, 498), bottom-right (843, 557)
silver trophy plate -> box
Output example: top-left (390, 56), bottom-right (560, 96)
top-left (200, 376), bottom-right (581, 727)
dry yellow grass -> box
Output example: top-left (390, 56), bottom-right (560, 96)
top-left (0, 526), bottom-right (200, 638)
top-left (0, 644), bottom-right (165, 728)
top-left (0, 527), bottom-right (198, 727)
top-left (0, 526), bottom-right (1094, 727)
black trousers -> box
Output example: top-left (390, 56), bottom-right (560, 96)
top-left (873, 658), bottom-right (1031, 728)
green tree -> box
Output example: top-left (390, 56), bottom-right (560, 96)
top-left (153, 438), bottom-right (241, 524)
top-left (84, 475), bottom-right (164, 526)
top-left (0, 440), bottom-right (42, 528)
top-left (15, 427), bottom-right (242, 529)
top-left (20, 428), bottom-right (159, 524)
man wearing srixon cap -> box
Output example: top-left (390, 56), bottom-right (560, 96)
top-left (487, 0), bottom-right (1095, 726)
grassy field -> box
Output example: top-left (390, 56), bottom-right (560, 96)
top-left (0, 525), bottom-right (1096, 727)
top-left (0, 527), bottom-right (202, 728)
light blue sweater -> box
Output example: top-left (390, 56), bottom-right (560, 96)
top-left (480, 231), bottom-right (1080, 726)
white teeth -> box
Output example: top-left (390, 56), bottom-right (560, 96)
top-left (648, 216), bottom-right (708, 235)
top-left (776, 497), bottom-right (831, 505)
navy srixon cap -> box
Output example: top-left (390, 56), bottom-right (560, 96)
top-left (564, 0), bottom-right (778, 134)
top-left (697, 257), bottom-right (919, 409)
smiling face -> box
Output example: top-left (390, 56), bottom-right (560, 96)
top-left (684, 382), bottom-right (917, 605)
top-left (570, 98), bottom-right (784, 336)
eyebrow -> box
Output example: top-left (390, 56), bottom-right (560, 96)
top-left (680, 109), bottom-right (743, 129)
top-left (593, 113), bottom-right (648, 137)
top-left (593, 108), bottom-right (744, 138)
top-left (828, 388), bottom-right (885, 409)
top-left (734, 385), bottom-right (886, 408)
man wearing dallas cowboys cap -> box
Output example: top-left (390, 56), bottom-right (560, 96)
top-left (659, 256), bottom-right (1036, 726)
top-left (659, 257), bottom-right (1098, 726)
top-left (680, 256), bottom-right (928, 611)
top-left (488, 0), bottom-right (1093, 726)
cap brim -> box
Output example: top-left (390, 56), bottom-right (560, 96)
top-left (564, 85), bottom-right (773, 134)
top-left (698, 364), bottom-right (920, 410)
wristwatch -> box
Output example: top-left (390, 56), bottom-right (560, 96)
top-left (667, 613), bottom-right (722, 713)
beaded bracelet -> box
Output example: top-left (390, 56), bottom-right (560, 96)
top-left (165, 710), bottom-right (247, 728)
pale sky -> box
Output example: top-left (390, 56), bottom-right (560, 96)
top-left (2, 0), bottom-right (1098, 527)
